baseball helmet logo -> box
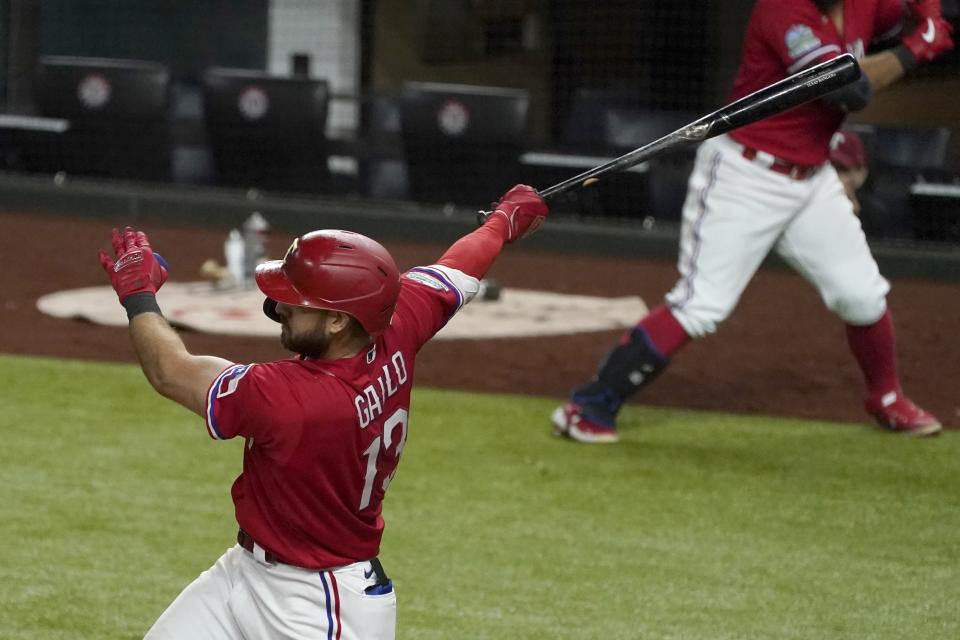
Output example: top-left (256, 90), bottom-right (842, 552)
top-left (284, 237), bottom-right (300, 261)
top-left (437, 98), bottom-right (470, 137)
top-left (77, 74), bottom-right (111, 109)
top-left (238, 86), bottom-right (270, 120)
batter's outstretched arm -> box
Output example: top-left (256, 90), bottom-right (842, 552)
top-left (436, 184), bottom-right (548, 279)
top-left (128, 311), bottom-right (234, 417)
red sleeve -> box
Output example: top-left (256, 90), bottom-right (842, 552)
top-left (204, 362), bottom-right (304, 444)
top-left (387, 218), bottom-right (504, 349)
top-left (435, 215), bottom-right (509, 279)
top-left (393, 265), bottom-right (480, 349)
top-left (757, 0), bottom-right (843, 73)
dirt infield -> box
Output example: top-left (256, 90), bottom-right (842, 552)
top-left (3, 211), bottom-right (958, 429)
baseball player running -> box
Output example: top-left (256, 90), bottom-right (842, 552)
top-left (553, 0), bottom-right (953, 443)
top-left (97, 185), bottom-right (547, 639)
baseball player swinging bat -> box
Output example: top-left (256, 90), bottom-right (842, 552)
top-left (478, 53), bottom-right (860, 224)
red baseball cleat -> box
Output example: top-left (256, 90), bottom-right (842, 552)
top-left (551, 402), bottom-right (619, 444)
top-left (865, 391), bottom-right (942, 437)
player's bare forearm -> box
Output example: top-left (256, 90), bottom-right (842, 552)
top-left (859, 50), bottom-right (907, 93)
top-left (129, 312), bottom-right (234, 417)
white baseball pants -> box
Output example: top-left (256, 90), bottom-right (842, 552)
top-left (144, 544), bottom-right (396, 640)
top-left (666, 134), bottom-right (890, 337)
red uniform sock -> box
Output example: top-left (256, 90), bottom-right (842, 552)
top-left (436, 215), bottom-right (508, 280)
top-left (638, 304), bottom-right (691, 357)
top-left (845, 309), bottom-right (901, 397)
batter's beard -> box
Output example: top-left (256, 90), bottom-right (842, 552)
top-left (280, 323), bottom-right (331, 359)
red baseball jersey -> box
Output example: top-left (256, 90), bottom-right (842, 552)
top-left (728, 0), bottom-right (904, 165)
top-left (204, 264), bottom-right (478, 569)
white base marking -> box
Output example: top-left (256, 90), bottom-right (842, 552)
top-left (37, 282), bottom-right (648, 340)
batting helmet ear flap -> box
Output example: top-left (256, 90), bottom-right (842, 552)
top-left (263, 298), bottom-right (281, 323)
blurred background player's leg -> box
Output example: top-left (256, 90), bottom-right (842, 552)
top-left (775, 164), bottom-right (941, 436)
top-left (553, 135), bottom-right (804, 443)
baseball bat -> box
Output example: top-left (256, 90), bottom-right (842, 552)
top-left (479, 53), bottom-right (860, 222)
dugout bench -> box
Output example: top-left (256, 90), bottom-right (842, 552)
top-left (35, 56), bottom-right (173, 183)
top-left (0, 114), bottom-right (70, 174)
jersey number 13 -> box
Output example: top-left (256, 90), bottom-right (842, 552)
top-left (359, 408), bottom-right (408, 511)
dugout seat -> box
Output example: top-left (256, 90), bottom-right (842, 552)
top-left (600, 107), bottom-right (699, 222)
top-left (519, 88), bottom-right (646, 220)
top-left (400, 81), bottom-right (529, 206)
top-left (35, 56), bottom-right (172, 182)
top-left (853, 125), bottom-right (952, 239)
top-left (358, 93), bottom-right (409, 200)
top-left (869, 125), bottom-right (951, 171)
top-left (558, 87), bottom-right (641, 151)
top-left (202, 68), bottom-right (330, 194)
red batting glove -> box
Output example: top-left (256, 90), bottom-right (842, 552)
top-left (97, 227), bottom-right (169, 303)
top-left (902, 15), bottom-right (954, 63)
top-left (907, 0), bottom-right (942, 19)
top-left (487, 184), bottom-right (549, 243)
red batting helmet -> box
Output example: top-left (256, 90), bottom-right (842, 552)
top-left (255, 230), bottom-right (400, 336)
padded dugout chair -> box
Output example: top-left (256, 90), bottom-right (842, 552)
top-left (870, 125), bottom-right (951, 171)
top-left (854, 125), bottom-right (952, 239)
top-left (358, 93), bottom-right (409, 200)
top-left (35, 56), bottom-right (172, 182)
top-left (599, 107), bottom-right (699, 221)
top-left (400, 81), bottom-right (529, 205)
top-left (202, 68), bottom-right (330, 194)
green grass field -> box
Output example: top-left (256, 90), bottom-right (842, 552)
top-left (1, 353), bottom-right (957, 639)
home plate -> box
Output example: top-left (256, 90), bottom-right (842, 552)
top-left (36, 282), bottom-right (647, 340)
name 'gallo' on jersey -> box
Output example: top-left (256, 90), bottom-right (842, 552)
top-left (203, 263), bottom-right (479, 570)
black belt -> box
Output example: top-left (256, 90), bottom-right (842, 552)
top-left (237, 529), bottom-right (391, 592)
top-left (237, 528), bottom-right (288, 565)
